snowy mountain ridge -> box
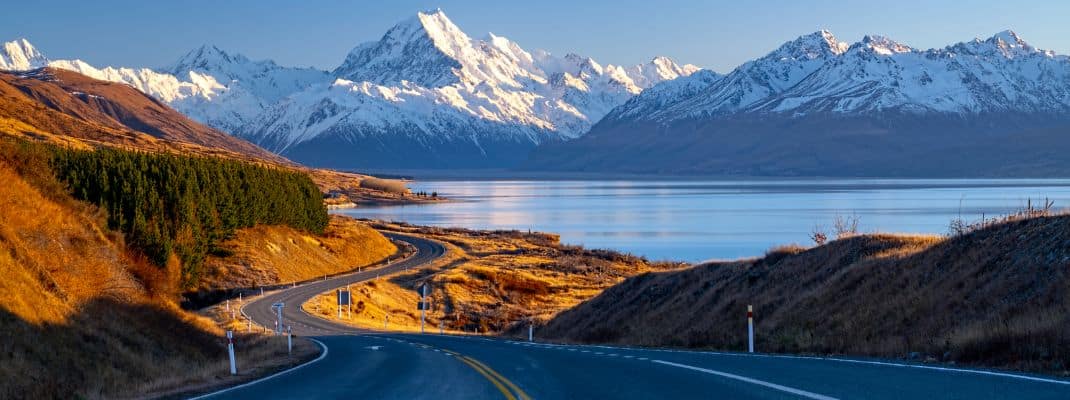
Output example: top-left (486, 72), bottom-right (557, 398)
top-left (608, 29), bottom-right (1070, 124)
top-left (0, 10), bottom-right (698, 168)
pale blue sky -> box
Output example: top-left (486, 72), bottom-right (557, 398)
top-left (2, 0), bottom-right (1067, 73)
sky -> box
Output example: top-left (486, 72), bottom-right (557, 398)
top-left (2, 0), bottom-right (1068, 73)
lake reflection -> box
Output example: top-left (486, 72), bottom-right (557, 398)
top-left (335, 179), bottom-right (1070, 262)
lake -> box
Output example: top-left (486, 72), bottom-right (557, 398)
top-left (335, 179), bottom-right (1070, 263)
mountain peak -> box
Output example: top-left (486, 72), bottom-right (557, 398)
top-left (166, 44), bottom-right (255, 75)
top-left (986, 29), bottom-right (1034, 52)
top-left (0, 38), bottom-right (49, 71)
top-left (333, 9), bottom-right (471, 87)
top-left (855, 35), bottom-right (914, 55)
top-left (770, 30), bottom-right (849, 61)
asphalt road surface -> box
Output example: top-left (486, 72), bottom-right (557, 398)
top-left (197, 232), bottom-right (1070, 400)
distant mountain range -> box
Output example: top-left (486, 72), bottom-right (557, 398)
top-left (4, 15), bottom-right (1070, 176)
top-left (527, 30), bottom-right (1070, 176)
top-left (0, 9), bottom-right (697, 169)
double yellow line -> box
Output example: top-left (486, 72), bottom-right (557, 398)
top-left (443, 349), bottom-right (531, 400)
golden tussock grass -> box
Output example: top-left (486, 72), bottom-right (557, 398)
top-left (541, 221), bottom-right (1070, 375)
top-left (0, 160), bottom-right (320, 398)
top-left (304, 222), bottom-right (685, 335)
top-left (195, 215), bottom-right (397, 293)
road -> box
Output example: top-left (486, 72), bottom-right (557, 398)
top-left (198, 233), bottom-right (1070, 400)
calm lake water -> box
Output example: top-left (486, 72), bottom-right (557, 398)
top-left (335, 179), bottom-right (1070, 263)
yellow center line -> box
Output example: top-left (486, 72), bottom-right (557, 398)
top-left (440, 349), bottom-right (531, 400)
top-left (463, 356), bottom-right (533, 400)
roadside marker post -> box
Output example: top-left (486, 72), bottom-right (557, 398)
top-left (226, 330), bottom-right (237, 375)
top-left (272, 302), bottom-right (285, 336)
top-left (529, 324), bottom-right (534, 342)
top-left (385, 315), bottom-right (389, 330)
top-left (287, 326), bottom-right (293, 354)
top-left (439, 321), bottom-right (444, 335)
top-left (418, 282), bottom-right (429, 334)
top-left (226, 299), bottom-right (230, 312)
top-left (747, 305), bottom-right (754, 353)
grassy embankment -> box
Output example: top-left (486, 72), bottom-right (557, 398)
top-left (303, 222), bottom-right (685, 334)
top-left (0, 139), bottom-right (392, 397)
top-left (0, 152), bottom-right (318, 398)
top-left (539, 212), bottom-right (1070, 375)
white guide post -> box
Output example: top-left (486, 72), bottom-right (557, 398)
top-left (439, 321), bottom-right (444, 335)
top-left (226, 330), bottom-right (237, 375)
top-left (384, 315), bottom-right (389, 330)
top-left (287, 326), bottom-right (293, 354)
top-left (747, 305), bottom-right (754, 353)
top-left (529, 324), bottom-right (534, 342)
top-left (420, 283), bottom-right (427, 334)
top-left (272, 302), bottom-right (285, 336)
top-left (347, 284), bottom-right (352, 319)
top-left (226, 299), bottom-right (230, 311)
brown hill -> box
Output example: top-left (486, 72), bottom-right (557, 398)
top-left (540, 216), bottom-right (1070, 374)
top-left (0, 67), bottom-right (285, 163)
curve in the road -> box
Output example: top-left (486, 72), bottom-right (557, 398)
top-left (196, 232), bottom-right (1070, 400)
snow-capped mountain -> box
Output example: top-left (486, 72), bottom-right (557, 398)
top-left (0, 9), bottom-right (697, 169)
top-left (251, 9), bottom-right (698, 168)
top-left (528, 30), bottom-right (1070, 177)
top-left (609, 29), bottom-right (1070, 124)
top-left (0, 38), bottom-right (48, 70)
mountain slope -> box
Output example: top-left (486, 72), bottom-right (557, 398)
top-left (527, 30), bottom-right (1070, 177)
top-left (540, 215), bottom-right (1070, 373)
top-left (0, 67), bottom-right (285, 163)
top-left (1, 10), bottom-right (698, 169)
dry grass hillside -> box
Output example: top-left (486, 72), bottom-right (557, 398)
top-left (541, 215), bottom-right (1070, 375)
top-left (0, 68), bottom-right (285, 163)
top-left (193, 216), bottom-right (397, 295)
top-left (304, 222), bottom-right (685, 334)
top-left (0, 160), bottom-right (220, 397)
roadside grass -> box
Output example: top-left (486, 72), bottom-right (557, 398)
top-left (540, 216), bottom-right (1070, 375)
top-left (195, 215), bottom-right (397, 293)
top-left (304, 222), bottom-right (685, 335)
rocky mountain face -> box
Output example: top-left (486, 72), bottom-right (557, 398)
top-left (526, 30), bottom-right (1070, 177)
top-left (1, 9), bottom-right (697, 169)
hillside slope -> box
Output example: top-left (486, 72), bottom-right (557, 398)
top-left (541, 216), bottom-right (1070, 374)
top-left (0, 68), bottom-right (285, 163)
top-left (0, 158), bottom-right (225, 397)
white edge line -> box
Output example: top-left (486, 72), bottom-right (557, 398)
top-left (652, 359), bottom-right (838, 400)
top-left (187, 338), bottom-right (329, 400)
top-left (582, 345), bottom-right (1070, 386)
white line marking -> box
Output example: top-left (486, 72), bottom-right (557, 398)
top-left (189, 338), bottom-right (329, 400)
top-left (572, 344), bottom-right (1070, 386)
top-left (652, 360), bottom-right (838, 400)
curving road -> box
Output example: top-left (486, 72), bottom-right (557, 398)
top-left (196, 233), bottom-right (1070, 400)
